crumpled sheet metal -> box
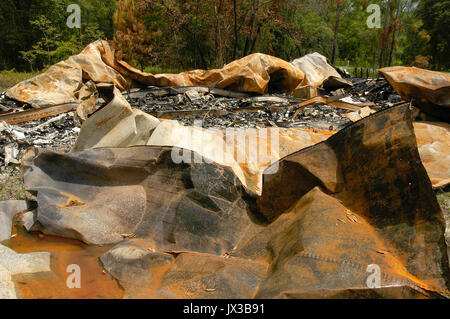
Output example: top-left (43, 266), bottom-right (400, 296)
top-left (146, 120), bottom-right (332, 195)
top-left (333, 106), bottom-right (450, 190)
top-left (72, 87), bottom-right (160, 151)
top-left (73, 88), bottom-right (332, 194)
top-left (114, 53), bottom-right (306, 95)
top-left (414, 121), bottom-right (450, 189)
top-left (114, 51), bottom-right (344, 93)
top-left (379, 66), bottom-right (450, 121)
top-left (6, 41), bottom-right (129, 109)
top-left (290, 52), bottom-right (342, 88)
top-left (247, 104), bottom-right (449, 296)
top-left (21, 104), bottom-right (450, 298)
top-left (0, 200), bottom-right (34, 242)
top-left (22, 146), bottom-right (253, 249)
top-left (5, 41), bottom-right (344, 110)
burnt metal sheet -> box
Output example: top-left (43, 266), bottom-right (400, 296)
top-left (21, 104), bottom-right (450, 298)
top-left (113, 52), bottom-right (305, 95)
top-left (6, 41), bottom-right (129, 109)
top-left (0, 200), bottom-right (34, 242)
top-left (22, 146), bottom-right (253, 251)
top-left (0, 102), bottom-right (79, 124)
top-left (414, 121), bottom-right (450, 189)
top-left (290, 52), bottom-right (343, 88)
top-left (5, 41), bottom-right (346, 112)
top-left (73, 87), bottom-right (332, 194)
top-left (246, 103), bottom-right (449, 295)
top-left (72, 87), bottom-right (160, 152)
top-left (116, 51), bottom-right (341, 95)
top-left (342, 105), bottom-right (450, 189)
top-left (379, 66), bottom-right (450, 122)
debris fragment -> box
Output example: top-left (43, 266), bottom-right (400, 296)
top-left (0, 243), bottom-right (51, 299)
top-left (344, 106), bottom-right (376, 122)
top-left (294, 86), bottom-right (318, 99)
top-left (290, 52), bottom-right (344, 87)
top-left (121, 233), bottom-right (136, 239)
top-left (0, 200), bottom-right (33, 241)
top-left (379, 66), bottom-right (450, 122)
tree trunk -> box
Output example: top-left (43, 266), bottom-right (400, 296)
top-left (196, 41), bottom-right (208, 69)
top-left (250, 22), bottom-right (262, 53)
top-left (243, 0), bottom-right (256, 57)
top-left (388, 0), bottom-right (402, 66)
top-left (379, 1), bottom-right (391, 68)
top-left (233, 0), bottom-right (238, 60)
top-left (331, 3), bottom-right (341, 65)
top-left (215, 1), bottom-right (224, 67)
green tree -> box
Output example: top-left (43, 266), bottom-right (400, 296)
top-left (0, 0), bottom-right (116, 71)
top-left (416, 0), bottom-right (450, 70)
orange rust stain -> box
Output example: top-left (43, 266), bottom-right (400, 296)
top-left (56, 192), bottom-right (85, 209)
top-left (297, 128), bottom-right (336, 136)
top-left (3, 226), bottom-right (124, 299)
top-left (96, 116), bottom-right (114, 127)
top-left (120, 263), bottom-right (174, 299)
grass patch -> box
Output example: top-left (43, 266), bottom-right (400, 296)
top-left (336, 65), bottom-right (380, 78)
top-left (0, 65), bottom-right (182, 92)
top-left (0, 69), bottom-right (42, 92)
top-left (0, 166), bottom-right (28, 201)
top-left (436, 189), bottom-right (450, 213)
top-left (143, 65), bottom-right (183, 74)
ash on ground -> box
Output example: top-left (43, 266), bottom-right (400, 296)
top-left (0, 113), bottom-right (79, 174)
top-left (125, 88), bottom-right (355, 130)
top-left (349, 78), bottom-right (403, 108)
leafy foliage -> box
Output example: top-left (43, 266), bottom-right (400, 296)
top-left (0, 0), bottom-right (448, 72)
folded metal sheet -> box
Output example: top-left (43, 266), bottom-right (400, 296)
top-left (6, 41), bottom-right (129, 109)
top-left (342, 105), bottom-right (450, 189)
top-left (246, 104), bottom-right (449, 296)
top-left (5, 41), bottom-right (345, 111)
top-left (73, 88), bottom-right (332, 194)
top-left (379, 66), bottom-right (450, 122)
top-left (72, 87), bottom-right (160, 151)
top-left (147, 120), bottom-right (331, 194)
top-left (414, 122), bottom-right (450, 189)
top-left (113, 53), bottom-right (306, 95)
top-left (21, 104), bottom-right (450, 298)
top-left (290, 52), bottom-right (342, 88)
top-left (5, 40), bottom-right (309, 109)
top-left (0, 200), bottom-right (32, 242)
